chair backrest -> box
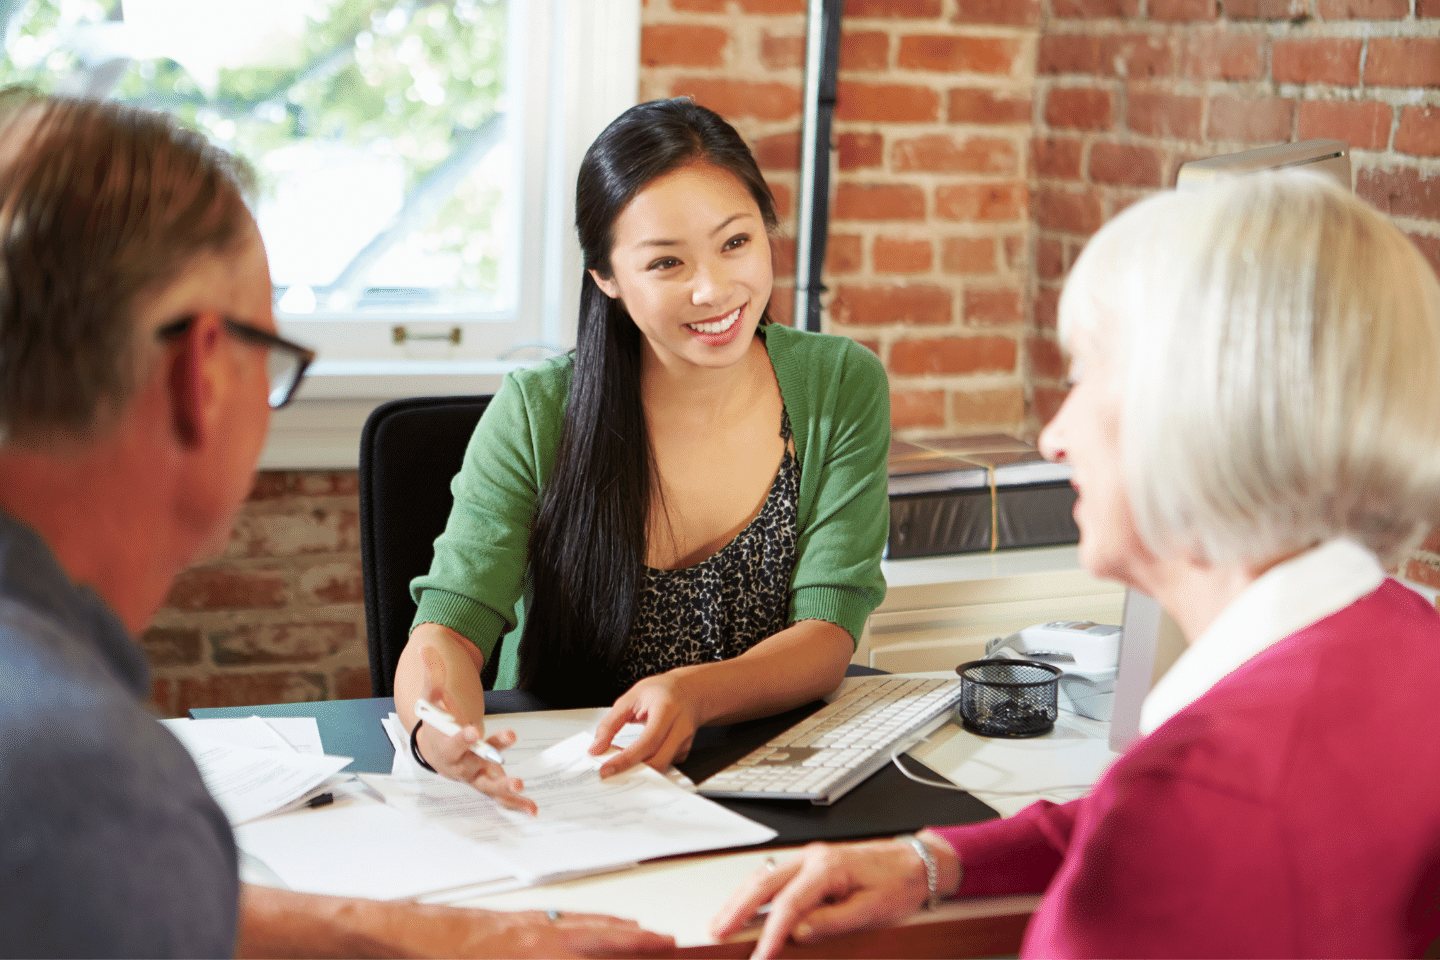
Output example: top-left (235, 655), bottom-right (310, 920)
top-left (358, 394), bottom-right (492, 697)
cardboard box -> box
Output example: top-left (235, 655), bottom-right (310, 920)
top-left (887, 435), bottom-right (1080, 559)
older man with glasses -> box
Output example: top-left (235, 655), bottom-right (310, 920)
top-left (0, 89), bottom-right (672, 959)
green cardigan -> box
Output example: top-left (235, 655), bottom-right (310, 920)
top-left (411, 323), bottom-right (891, 691)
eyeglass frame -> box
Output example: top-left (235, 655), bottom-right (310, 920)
top-left (156, 314), bottom-right (317, 410)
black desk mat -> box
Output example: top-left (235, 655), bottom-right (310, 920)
top-left (677, 700), bottom-right (997, 849)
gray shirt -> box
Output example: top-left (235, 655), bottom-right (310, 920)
top-left (0, 512), bottom-right (238, 958)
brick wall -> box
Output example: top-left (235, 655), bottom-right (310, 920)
top-left (149, 0), bottom-right (1440, 712)
top-left (643, 0), bottom-right (1040, 438)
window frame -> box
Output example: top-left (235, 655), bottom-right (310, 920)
top-left (261, 0), bottom-right (638, 470)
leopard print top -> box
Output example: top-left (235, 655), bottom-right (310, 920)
top-left (615, 410), bottom-right (799, 691)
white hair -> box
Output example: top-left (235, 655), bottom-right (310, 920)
top-left (1059, 170), bottom-right (1440, 567)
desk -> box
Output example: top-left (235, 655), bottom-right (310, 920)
top-left (194, 677), bottom-right (1116, 956)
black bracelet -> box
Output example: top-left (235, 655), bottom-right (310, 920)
top-left (410, 718), bottom-right (437, 773)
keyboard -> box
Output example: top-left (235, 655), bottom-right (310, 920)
top-left (696, 676), bottom-right (963, 805)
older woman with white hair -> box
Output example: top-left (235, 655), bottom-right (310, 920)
top-left (710, 171), bottom-right (1440, 959)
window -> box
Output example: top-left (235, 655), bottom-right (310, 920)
top-left (1, 0), bottom-right (638, 467)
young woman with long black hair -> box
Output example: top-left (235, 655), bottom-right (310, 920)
top-left (392, 99), bottom-right (890, 810)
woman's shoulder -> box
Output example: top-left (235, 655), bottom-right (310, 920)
top-left (493, 353), bottom-right (575, 415)
top-left (763, 324), bottom-right (886, 394)
top-left (765, 323), bottom-right (880, 365)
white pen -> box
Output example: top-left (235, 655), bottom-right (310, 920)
top-left (414, 698), bottom-right (506, 765)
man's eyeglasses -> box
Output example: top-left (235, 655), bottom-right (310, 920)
top-left (157, 315), bottom-right (317, 410)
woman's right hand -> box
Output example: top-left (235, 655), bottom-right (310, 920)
top-left (415, 648), bottom-right (537, 815)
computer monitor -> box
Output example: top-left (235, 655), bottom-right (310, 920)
top-left (1175, 138), bottom-right (1351, 191)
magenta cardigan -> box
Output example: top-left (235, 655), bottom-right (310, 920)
top-left (934, 579), bottom-right (1440, 958)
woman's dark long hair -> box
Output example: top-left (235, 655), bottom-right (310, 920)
top-left (517, 99), bottom-right (780, 705)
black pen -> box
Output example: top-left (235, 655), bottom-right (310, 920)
top-left (304, 792), bottom-right (335, 809)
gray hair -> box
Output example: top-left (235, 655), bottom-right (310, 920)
top-left (0, 88), bottom-right (256, 444)
top-left (1059, 170), bottom-right (1440, 567)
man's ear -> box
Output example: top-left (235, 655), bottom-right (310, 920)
top-left (166, 312), bottom-right (224, 449)
top-left (589, 269), bottom-right (620, 300)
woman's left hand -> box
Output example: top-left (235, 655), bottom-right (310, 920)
top-left (589, 672), bottom-right (700, 776)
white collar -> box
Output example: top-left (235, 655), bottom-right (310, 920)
top-left (1138, 537), bottom-right (1385, 735)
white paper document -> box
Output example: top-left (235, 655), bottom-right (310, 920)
top-left (163, 720), bottom-right (352, 826)
top-left (235, 790), bottom-right (514, 900)
top-left (362, 731), bottom-right (775, 884)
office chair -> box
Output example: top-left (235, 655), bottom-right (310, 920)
top-left (358, 394), bottom-right (493, 697)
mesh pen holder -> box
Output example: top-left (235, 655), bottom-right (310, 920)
top-left (956, 659), bottom-right (1062, 738)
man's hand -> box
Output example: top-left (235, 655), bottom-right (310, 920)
top-left (416, 648), bottom-right (535, 814)
top-left (709, 838), bottom-right (941, 959)
top-left (589, 672), bottom-right (700, 777)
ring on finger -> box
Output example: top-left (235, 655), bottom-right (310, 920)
top-left (547, 909), bottom-right (563, 923)
top-left (763, 856), bottom-right (777, 872)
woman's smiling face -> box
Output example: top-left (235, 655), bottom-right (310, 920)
top-left (590, 161), bottom-right (773, 374)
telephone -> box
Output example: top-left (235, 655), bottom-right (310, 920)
top-left (985, 620), bottom-right (1121, 721)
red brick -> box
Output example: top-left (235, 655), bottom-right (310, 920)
top-left (947, 88), bottom-right (1032, 124)
top-left (754, 131), bottom-right (801, 171)
top-left (1003, 234), bottom-right (1026, 272)
top-left (1089, 141), bottom-right (1165, 187)
top-left (760, 31), bottom-right (805, 71)
top-left (1404, 557), bottom-right (1440, 591)
top-left (1316, 0), bottom-right (1410, 16)
top-left (293, 471), bottom-right (359, 496)
top-left (1052, 0), bottom-right (1141, 15)
top-left (769, 284), bottom-right (795, 326)
top-left (892, 134), bottom-right (1018, 174)
top-left (1037, 236), bottom-right (1065, 280)
top-left (890, 335), bottom-right (1018, 374)
top-left (1044, 87), bottom-right (1115, 132)
top-left (227, 507), bottom-right (358, 558)
top-left (1038, 34), bottom-right (1105, 75)
top-left (838, 132), bottom-right (884, 170)
top-left (873, 237), bottom-right (934, 273)
top-left (167, 567), bottom-right (289, 611)
top-left (1033, 385), bottom-right (1070, 425)
top-left (1180, 29), bottom-right (1265, 81)
top-left (1103, 33), bottom-right (1176, 80)
top-left (952, 0), bottom-right (1042, 25)
top-left (1032, 136), bottom-right (1084, 179)
top-left (642, 25), bottom-right (730, 68)
top-left (1365, 39), bottom-right (1440, 88)
top-left (1034, 185), bottom-right (1104, 234)
top-left (897, 35), bottom-right (1023, 75)
top-left (854, 338), bottom-right (883, 357)
top-left (1149, 0), bottom-right (1217, 18)
top-left (175, 672), bottom-right (328, 713)
top-left (140, 627), bottom-right (202, 667)
top-left (297, 560), bottom-right (364, 605)
top-left (769, 181), bottom-right (795, 219)
top-left (248, 472), bottom-right (296, 500)
top-left (890, 390), bottom-right (947, 429)
top-left (1396, 107), bottom-right (1440, 158)
top-left (841, 30), bottom-right (891, 71)
top-left (836, 81), bottom-right (941, 122)
top-left (953, 386), bottom-right (1026, 428)
top-left (834, 284), bottom-right (953, 326)
top-left (211, 621), bottom-right (358, 666)
top-left (941, 236), bottom-right (999, 275)
top-left (335, 667), bottom-right (374, 701)
top-left (1297, 100), bottom-right (1392, 152)
top-left (1422, 0), bottom-right (1440, 15)
top-left (736, 0), bottom-right (807, 11)
top-left (935, 183), bottom-right (1027, 222)
top-left (672, 0), bottom-right (728, 10)
top-left (1207, 95), bottom-right (1296, 144)
top-left (1272, 38), bottom-right (1362, 86)
top-left (963, 287), bottom-right (1024, 326)
top-left (675, 79), bottom-right (803, 122)
top-left (1126, 90), bottom-right (1204, 140)
top-left (1357, 166), bottom-right (1440, 222)
top-left (771, 236), bottom-right (797, 275)
top-left (845, 0), bottom-right (943, 15)
top-left (1028, 335), bottom-right (1065, 380)
top-left (1034, 285), bottom-right (1061, 330)
top-left (834, 183), bottom-right (928, 220)
top-left (1224, 0), bottom-right (1308, 18)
